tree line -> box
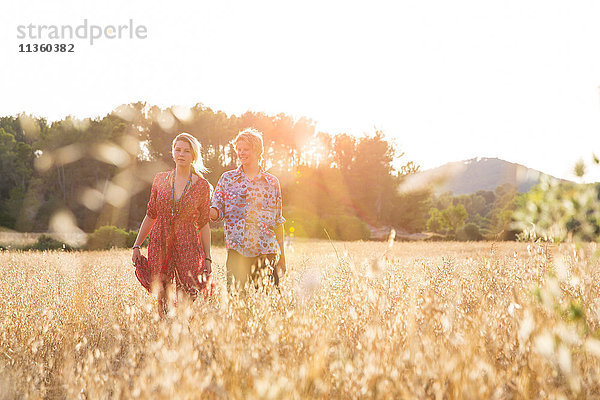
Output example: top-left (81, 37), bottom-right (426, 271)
top-left (0, 103), bottom-right (430, 239)
top-left (426, 183), bottom-right (523, 241)
top-left (5, 102), bottom-right (595, 242)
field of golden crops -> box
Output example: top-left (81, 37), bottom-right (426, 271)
top-left (1, 240), bottom-right (600, 399)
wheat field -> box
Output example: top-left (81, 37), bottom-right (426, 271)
top-left (1, 241), bottom-right (600, 399)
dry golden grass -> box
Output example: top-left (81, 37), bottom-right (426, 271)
top-left (1, 241), bottom-right (600, 399)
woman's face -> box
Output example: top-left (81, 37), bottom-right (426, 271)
top-left (235, 140), bottom-right (259, 167)
top-left (172, 140), bottom-right (194, 168)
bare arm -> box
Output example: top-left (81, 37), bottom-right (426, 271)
top-left (209, 207), bottom-right (219, 221)
top-left (275, 223), bottom-right (286, 273)
top-left (200, 222), bottom-right (212, 274)
top-left (134, 215), bottom-right (156, 246)
top-left (132, 215), bottom-right (156, 264)
top-left (273, 178), bottom-right (286, 274)
top-left (210, 175), bottom-right (225, 222)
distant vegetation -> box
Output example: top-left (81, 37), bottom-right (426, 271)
top-left (0, 104), bottom-right (427, 241)
top-left (426, 183), bottom-right (524, 241)
top-left (0, 105), bottom-right (598, 242)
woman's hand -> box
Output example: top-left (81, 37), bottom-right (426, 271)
top-left (276, 257), bottom-right (286, 275)
top-left (204, 259), bottom-right (212, 275)
top-left (209, 207), bottom-right (219, 221)
top-left (132, 248), bottom-right (142, 266)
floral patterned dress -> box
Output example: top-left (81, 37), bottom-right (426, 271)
top-left (146, 170), bottom-right (211, 298)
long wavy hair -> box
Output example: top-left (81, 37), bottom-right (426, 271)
top-left (171, 133), bottom-right (208, 176)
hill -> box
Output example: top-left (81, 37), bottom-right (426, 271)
top-left (402, 157), bottom-right (568, 195)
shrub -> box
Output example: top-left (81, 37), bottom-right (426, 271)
top-left (457, 223), bottom-right (483, 241)
top-left (24, 235), bottom-right (74, 251)
top-left (324, 215), bottom-right (371, 241)
top-left (86, 226), bottom-right (129, 250)
top-left (283, 207), bottom-right (370, 241)
top-left (284, 207), bottom-right (323, 238)
top-left (514, 174), bottom-right (600, 242)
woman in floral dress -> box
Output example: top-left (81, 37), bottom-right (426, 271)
top-left (132, 133), bottom-right (212, 317)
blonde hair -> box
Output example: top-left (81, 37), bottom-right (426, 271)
top-left (171, 133), bottom-right (208, 176)
top-left (232, 128), bottom-right (264, 161)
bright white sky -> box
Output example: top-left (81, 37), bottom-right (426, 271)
top-left (2, 0), bottom-right (600, 181)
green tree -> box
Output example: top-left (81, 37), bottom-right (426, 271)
top-left (0, 128), bottom-right (34, 228)
top-left (427, 208), bottom-right (445, 233)
top-left (441, 204), bottom-right (468, 234)
top-left (350, 131), bottom-right (398, 224)
top-left (487, 184), bottom-right (519, 239)
top-left (391, 189), bottom-right (431, 233)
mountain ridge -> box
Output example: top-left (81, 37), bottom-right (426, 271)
top-left (402, 157), bottom-right (570, 195)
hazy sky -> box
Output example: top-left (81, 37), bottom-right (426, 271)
top-left (2, 0), bottom-right (600, 181)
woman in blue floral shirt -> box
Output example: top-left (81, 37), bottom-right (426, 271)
top-left (210, 128), bottom-right (286, 292)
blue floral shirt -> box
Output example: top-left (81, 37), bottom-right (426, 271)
top-left (211, 166), bottom-right (285, 257)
